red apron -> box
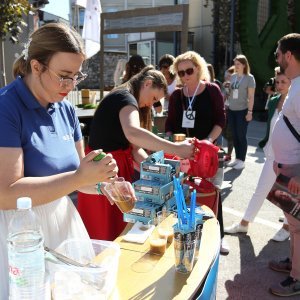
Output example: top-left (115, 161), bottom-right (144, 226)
top-left (77, 146), bottom-right (134, 241)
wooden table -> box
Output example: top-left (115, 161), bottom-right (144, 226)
top-left (110, 207), bottom-right (220, 299)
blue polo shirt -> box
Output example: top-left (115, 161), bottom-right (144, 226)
top-left (0, 77), bottom-right (82, 177)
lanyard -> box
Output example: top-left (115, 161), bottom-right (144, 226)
top-left (185, 81), bottom-right (201, 110)
top-left (233, 74), bottom-right (244, 89)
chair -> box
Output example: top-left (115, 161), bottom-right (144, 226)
top-left (197, 245), bottom-right (220, 300)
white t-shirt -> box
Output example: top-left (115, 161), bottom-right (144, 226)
top-left (264, 109), bottom-right (279, 159)
top-left (272, 76), bottom-right (300, 164)
top-left (168, 79), bottom-right (177, 96)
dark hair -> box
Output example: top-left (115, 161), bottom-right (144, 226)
top-left (278, 33), bottom-right (300, 61)
top-left (13, 22), bottom-right (85, 78)
top-left (263, 77), bottom-right (275, 92)
top-left (158, 54), bottom-right (175, 68)
top-left (233, 54), bottom-right (250, 75)
top-left (126, 65), bottom-right (167, 131)
top-left (127, 65), bottom-right (167, 99)
top-left (158, 54), bottom-right (176, 80)
top-left (122, 55), bottom-right (146, 83)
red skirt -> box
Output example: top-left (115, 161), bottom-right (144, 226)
top-left (77, 146), bottom-right (134, 241)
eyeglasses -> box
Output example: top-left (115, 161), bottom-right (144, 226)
top-left (42, 64), bottom-right (87, 88)
top-left (177, 67), bottom-right (195, 78)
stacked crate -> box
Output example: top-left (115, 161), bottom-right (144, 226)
top-left (123, 151), bottom-right (188, 224)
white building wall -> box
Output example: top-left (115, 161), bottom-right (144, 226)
top-left (188, 0), bottom-right (214, 63)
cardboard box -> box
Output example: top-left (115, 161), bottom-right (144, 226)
top-left (133, 180), bottom-right (174, 205)
top-left (123, 201), bottom-right (162, 224)
top-left (140, 159), bottom-right (180, 184)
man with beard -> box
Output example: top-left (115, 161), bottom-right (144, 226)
top-left (269, 33), bottom-right (300, 297)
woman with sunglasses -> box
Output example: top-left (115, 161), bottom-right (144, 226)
top-left (0, 23), bottom-right (119, 299)
top-left (226, 54), bottom-right (256, 170)
top-left (165, 51), bottom-right (225, 145)
top-left (165, 51), bottom-right (229, 254)
top-left (77, 65), bottom-right (194, 241)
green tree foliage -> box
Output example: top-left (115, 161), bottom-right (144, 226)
top-left (0, 0), bottom-right (32, 43)
top-left (0, 0), bottom-right (32, 87)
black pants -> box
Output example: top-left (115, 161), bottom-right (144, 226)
top-left (217, 193), bottom-right (224, 239)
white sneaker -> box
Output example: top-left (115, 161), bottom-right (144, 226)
top-left (224, 222), bottom-right (248, 234)
top-left (226, 159), bottom-right (239, 167)
top-left (220, 238), bottom-right (230, 254)
top-left (233, 160), bottom-right (245, 170)
top-left (272, 228), bottom-right (290, 242)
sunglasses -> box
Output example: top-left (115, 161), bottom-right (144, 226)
top-left (177, 67), bottom-right (195, 78)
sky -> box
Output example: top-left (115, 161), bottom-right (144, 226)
top-left (42, 0), bottom-right (70, 21)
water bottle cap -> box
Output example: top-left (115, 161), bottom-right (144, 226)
top-left (17, 197), bottom-right (32, 209)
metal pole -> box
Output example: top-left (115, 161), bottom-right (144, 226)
top-left (173, 0), bottom-right (178, 56)
top-left (69, 0), bottom-right (73, 26)
top-left (229, 0), bottom-right (235, 64)
top-left (100, 13), bottom-right (104, 99)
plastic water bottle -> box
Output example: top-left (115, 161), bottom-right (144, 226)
top-left (7, 197), bottom-right (47, 299)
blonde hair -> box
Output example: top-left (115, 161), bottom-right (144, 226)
top-left (173, 51), bottom-right (210, 83)
top-left (233, 54), bottom-right (250, 75)
top-left (13, 22), bottom-right (85, 78)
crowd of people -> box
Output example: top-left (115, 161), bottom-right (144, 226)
top-left (0, 20), bottom-right (300, 298)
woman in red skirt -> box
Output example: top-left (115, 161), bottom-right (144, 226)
top-left (77, 66), bottom-right (194, 240)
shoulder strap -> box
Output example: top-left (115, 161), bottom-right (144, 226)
top-left (283, 115), bottom-right (300, 142)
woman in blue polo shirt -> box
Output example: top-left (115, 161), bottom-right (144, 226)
top-left (0, 23), bottom-right (118, 299)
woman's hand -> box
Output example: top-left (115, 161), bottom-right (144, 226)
top-left (76, 150), bottom-right (118, 186)
top-left (288, 176), bottom-right (300, 195)
top-left (245, 111), bottom-right (253, 122)
top-left (173, 140), bottom-right (195, 159)
top-left (101, 179), bottom-right (137, 206)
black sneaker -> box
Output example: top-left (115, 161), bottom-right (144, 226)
top-left (269, 276), bottom-right (300, 297)
top-left (269, 257), bottom-right (292, 273)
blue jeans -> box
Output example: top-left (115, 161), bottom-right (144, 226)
top-left (228, 109), bottom-right (249, 161)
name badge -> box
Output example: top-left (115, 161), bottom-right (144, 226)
top-left (182, 110), bottom-right (195, 128)
top-left (233, 89), bottom-right (239, 99)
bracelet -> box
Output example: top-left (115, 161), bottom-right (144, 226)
top-left (96, 182), bottom-right (104, 195)
top-left (248, 110), bottom-right (253, 114)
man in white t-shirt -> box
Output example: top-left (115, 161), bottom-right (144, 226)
top-left (269, 33), bottom-right (300, 297)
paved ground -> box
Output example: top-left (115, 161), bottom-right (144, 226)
top-left (70, 119), bottom-right (299, 299)
top-left (217, 120), bottom-right (299, 299)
